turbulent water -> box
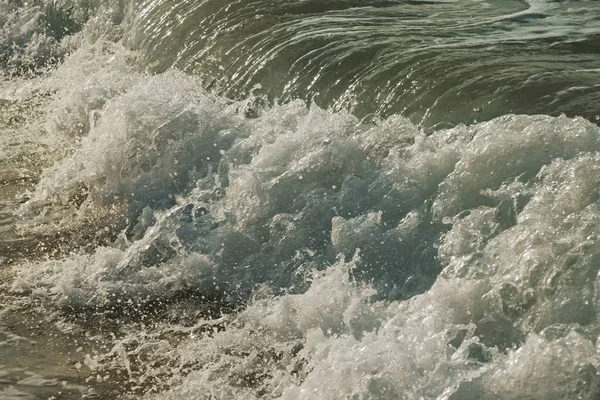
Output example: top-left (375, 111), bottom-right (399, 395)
top-left (1, 0), bottom-right (600, 398)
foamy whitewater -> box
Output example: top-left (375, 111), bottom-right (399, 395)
top-left (1, 0), bottom-right (600, 398)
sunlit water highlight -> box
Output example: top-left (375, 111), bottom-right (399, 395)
top-left (1, 0), bottom-right (600, 398)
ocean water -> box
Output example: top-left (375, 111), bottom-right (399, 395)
top-left (1, 0), bottom-right (600, 398)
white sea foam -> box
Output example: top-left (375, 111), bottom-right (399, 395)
top-left (9, 39), bottom-right (600, 397)
top-left (0, 0), bottom-right (126, 75)
top-left (4, 1), bottom-right (600, 398)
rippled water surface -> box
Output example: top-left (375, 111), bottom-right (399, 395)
top-left (1, 0), bottom-right (600, 398)
top-left (129, 0), bottom-right (600, 127)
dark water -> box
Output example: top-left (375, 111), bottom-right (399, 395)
top-left (1, 0), bottom-right (600, 398)
top-left (127, 0), bottom-right (600, 128)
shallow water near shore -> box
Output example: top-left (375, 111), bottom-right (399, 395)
top-left (2, 0), bottom-right (600, 398)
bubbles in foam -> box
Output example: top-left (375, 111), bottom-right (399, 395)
top-left (0, 0), bottom-right (127, 76)
top-left (9, 35), bottom-right (600, 398)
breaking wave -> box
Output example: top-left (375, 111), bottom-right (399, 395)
top-left (2, 0), bottom-right (600, 398)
